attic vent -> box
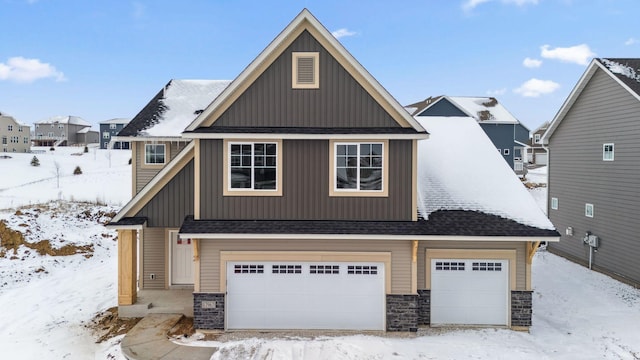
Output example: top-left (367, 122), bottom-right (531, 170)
top-left (292, 52), bottom-right (319, 89)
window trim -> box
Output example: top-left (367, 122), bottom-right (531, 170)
top-left (503, 148), bottom-right (510, 156)
top-left (534, 134), bottom-right (541, 144)
top-left (551, 197), bottom-right (558, 210)
top-left (142, 143), bottom-right (166, 168)
top-left (585, 203), bottom-right (594, 218)
top-left (603, 143), bottom-right (614, 161)
top-left (223, 139), bottom-right (283, 196)
top-left (329, 139), bottom-right (388, 197)
top-left (292, 52), bottom-right (319, 89)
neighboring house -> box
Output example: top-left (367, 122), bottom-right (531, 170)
top-left (543, 58), bottom-right (640, 287)
top-left (100, 118), bottom-right (131, 149)
top-left (108, 9), bottom-right (558, 332)
top-left (409, 96), bottom-right (530, 176)
top-left (527, 121), bottom-right (549, 165)
top-left (0, 112), bottom-right (31, 153)
top-left (33, 115), bottom-right (99, 147)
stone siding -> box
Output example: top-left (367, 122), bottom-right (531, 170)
top-left (194, 293), bottom-right (225, 330)
top-left (511, 290), bottom-right (533, 327)
top-left (386, 294), bottom-right (418, 331)
top-left (417, 289), bottom-right (430, 325)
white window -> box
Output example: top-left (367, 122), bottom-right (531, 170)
top-left (1, 136), bottom-right (6, 145)
top-left (11, 136), bottom-right (18, 143)
top-left (104, 142), bottom-right (109, 148)
top-left (7, 125), bottom-right (13, 131)
top-left (228, 142), bottom-right (278, 191)
top-left (534, 134), bottom-right (541, 144)
top-left (110, 124), bottom-right (117, 130)
top-left (503, 148), bottom-right (510, 156)
top-left (292, 52), bottom-right (319, 89)
top-left (144, 144), bottom-right (166, 165)
top-left (58, 124), bottom-right (64, 129)
top-left (334, 142), bottom-right (384, 192)
top-left (18, 126), bottom-right (23, 132)
top-left (48, 132), bottom-right (54, 137)
top-left (103, 131), bottom-right (110, 139)
top-left (551, 197), bottom-right (558, 210)
top-left (603, 143), bottom-right (614, 161)
top-left (23, 137), bottom-right (28, 144)
top-left (585, 203), bottom-right (594, 218)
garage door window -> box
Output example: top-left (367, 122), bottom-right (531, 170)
top-left (234, 264), bottom-right (264, 274)
top-left (472, 262), bottom-right (502, 271)
top-left (347, 265), bottom-right (378, 275)
top-left (310, 265), bottom-right (340, 274)
top-left (435, 261), bottom-right (465, 271)
top-left (272, 265), bottom-right (302, 274)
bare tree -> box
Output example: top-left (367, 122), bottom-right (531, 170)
top-left (53, 161), bottom-right (61, 189)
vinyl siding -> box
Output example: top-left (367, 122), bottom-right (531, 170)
top-left (211, 30), bottom-right (400, 129)
top-left (417, 99), bottom-right (467, 117)
top-left (199, 139), bottom-right (413, 220)
top-left (548, 68), bottom-right (640, 285)
top-left (417, 241), bottom-right (527, 291)
top-left (199, 239), bottom-right (412, 294)
top-left (135, 159), bottom-right (194, 227)
top-left (134, 140), bottom-right (191, 193)
top-left (141, 227), bottom-right (166, 289)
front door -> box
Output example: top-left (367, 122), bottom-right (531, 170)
top-left (170, 231), bottom-right (194, 285)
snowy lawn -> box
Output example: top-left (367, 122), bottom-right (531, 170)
top-left (1, 150), bottom-right (639, 359)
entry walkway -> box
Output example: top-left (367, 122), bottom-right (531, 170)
top-left (121, 314), bottom-right (216, 360)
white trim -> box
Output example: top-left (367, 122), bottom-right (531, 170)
top-left (551, 197), bottom-right (558, 210)
top-left (180, 233), bottom-right (560, 242)
top-left (227, 141), bottom-right (280, 193)
top-left (105, 224), bottom-right (145, 230)
top-left (333, 141), bottom-right (384, 193)
top-left (182, 132), bottom-right (429, 140)
top-left (112, 136), bottom-right (185, 142)
top-left (112, 142), bottom-right (195, 222)
top-left (603, 143), bottom-right (614, 161)
top-left (184, 9), bottom-right (426, 134)
top-left (585, 203), bottom-right (594, 218)
top-left (143, 143), bottom-right (166, 165)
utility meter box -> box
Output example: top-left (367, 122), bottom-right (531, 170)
top-left (586, 234), bottom-right (599, 248)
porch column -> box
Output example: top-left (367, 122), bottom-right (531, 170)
top-left (118, 229), bottom-right (137, 305)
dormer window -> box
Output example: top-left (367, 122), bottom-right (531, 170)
top-left (292, 52), bottom-right (319, 89)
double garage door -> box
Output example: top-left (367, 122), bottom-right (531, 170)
top-left (431, 259), bottom-right (509, 326)
top-left (226, 261), bottom-right (385, 330)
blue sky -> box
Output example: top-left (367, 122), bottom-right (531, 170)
top-left (1, 0), bottom-right (638, 131)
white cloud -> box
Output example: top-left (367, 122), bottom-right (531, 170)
top-left (0, 57), bottom-right (66, 83)
top-left (331, 28), bottom-right (357, 39)
top-left (625, 38), bottom-right (638, 46)
top-left (462, 0), bottom-right (491, 11)
top-left (523, 57), bottom-right (542, 68)
top-left (514, 78), bottom-right (560, 97)
top-left (540, 44), bottom-right (595, 65)
top-left (487, 88), bottom-right (507, 96)
top-left (462, 0), bottom-right (537, 11)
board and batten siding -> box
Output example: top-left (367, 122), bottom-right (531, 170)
top-left (417, 241), bottom-right (527, 291)
top-left (199, 139), bottom-right (413, 220)
top-left (548, 68), bottom-right (640, 285)
top-left (135, 159), bottom-right (194, 228)
top-left (199, 239), bottom-right (412, 294)
top-left (211, 30), bottom-right (400, 129)
top-left (134, 141), bottom-right (191, 194)
top-left (141, 227), bottom-right (166, 289)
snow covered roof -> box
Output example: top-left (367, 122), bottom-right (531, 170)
top-left (76, 127), bottom-right (97, 134)
top-left (37, 115), bottom-right (90, 127)
top-left (0, 112), bottom-right (29, 127)
top-left (118, 79), bottom-right (231, 138)
top-left (445, 96), bottom-right (521, 124)
top-left (417, 116), bottom-right (554, 230)
top-left (598, 58), bottom-right (640, 97)
top-left (100, 118), bottom-right (130, 125)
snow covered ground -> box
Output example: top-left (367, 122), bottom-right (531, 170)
top-left (1, 150), bottom-right (639, 359)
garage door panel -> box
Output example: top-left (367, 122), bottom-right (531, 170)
top-left (227, 262), bottom-right (385, 330)
top-left (431, 259), bottom-right (509, 326)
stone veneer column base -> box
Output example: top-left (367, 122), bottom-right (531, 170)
top-left (511, 290), bottom-right (533, 327)
top-left (416, 289), bottom-right (430, 325)
top-left (194, 293), bottom-right (225, 330)
top-left (386, 294), bottom-right (418, 331)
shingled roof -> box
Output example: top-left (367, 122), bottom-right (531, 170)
top-left (118, 79), bottom-right (231, 137)
top-left (597, 58), bottom-right (640, 97)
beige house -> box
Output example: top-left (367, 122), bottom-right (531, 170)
top-left (0, 112), bottom-right (31, 153)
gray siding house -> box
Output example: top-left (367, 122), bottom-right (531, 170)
top-left (0, 112), bottom-right (31, 153)
top-left (33, 115), bottom-right (98, 146)
top-left (409, 96), bottom-right (530, 176)
top-left (108, 9), bottom-right (557, 333)
top-left (100, 118), bottom-right (130, 149)
top-left (544, 58), bottom-right (640, 287)
top-left (528, 121), bottom-right (549, 165)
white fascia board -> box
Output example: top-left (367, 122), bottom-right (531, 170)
top-left (105, 224), bottom-right (145, 230)
top-left (112, 136), bottom-right (185, 143)
top-left (179, 233), bottom-right (560, 242)
top-left (181, 132), bottom-right (429, 140)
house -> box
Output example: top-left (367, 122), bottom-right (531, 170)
top-left (0, 112), bottom-right (31, 153)
top-left (527, 121), bottom-right (549, 165)
top-left (33, 115), bottom-right (99, 147)
top-left (543, 58), bottom-right (640, 287)
top-left (408, 96), bottom-right (530, 176)
top-left (100, 118), bottom-right (131, 149)
top-left (107, 9), bottom-right (558, 332)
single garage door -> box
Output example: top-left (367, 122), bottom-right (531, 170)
top-left (227, 261), bottom-right (385, 330)
top-left (431, 259), bottom-right (509, 326)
